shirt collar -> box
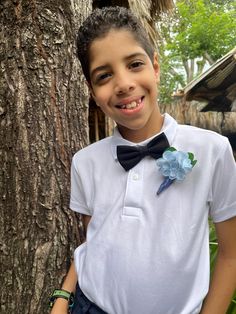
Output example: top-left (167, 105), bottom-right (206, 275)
top-left (111, 113), bottom-right (178, 160)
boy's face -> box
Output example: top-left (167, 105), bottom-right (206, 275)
top-left (88, 29), bottom-right (163, 142)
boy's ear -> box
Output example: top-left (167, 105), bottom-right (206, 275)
top-left (153, 52), bottom-right (160, 83)
top-left (86, 81), bottom-right (99, 106)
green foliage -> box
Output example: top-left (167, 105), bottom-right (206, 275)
top-left (159, 53), bottom-right (185, 104)
top-left (158, 0), bottom-right (236, 103)
top-left (174, 0), bottom-right (236, 60)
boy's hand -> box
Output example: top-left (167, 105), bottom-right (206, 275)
top-left (50, 297), bottom-right (69, 314)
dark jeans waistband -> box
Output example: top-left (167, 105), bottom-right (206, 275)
top-left (71, 284), bottom-right (107, 314)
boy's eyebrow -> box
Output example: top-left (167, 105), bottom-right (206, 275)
top-left (90, 52), bottom-right (148, 78)
top-left (125, 52), bottom-right (148, 60)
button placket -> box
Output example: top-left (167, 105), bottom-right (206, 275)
top-left (132, 173), bottom-right (140, 181)
top-left (123, 163), bottom-right (144, 216)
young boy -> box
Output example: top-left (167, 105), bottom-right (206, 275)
top-left (50, 6), bottom-right (236, 314)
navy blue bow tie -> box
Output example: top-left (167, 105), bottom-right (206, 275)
top-left (117, 133), bottom-right (169, 171)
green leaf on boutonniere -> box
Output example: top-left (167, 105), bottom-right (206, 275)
top-left (166, 147), bottom-right (176, 152)
top-left (188, 152), bottom-right (197, 167)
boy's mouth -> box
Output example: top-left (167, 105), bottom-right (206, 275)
top-left (116, 97), bottom-right (144, 110)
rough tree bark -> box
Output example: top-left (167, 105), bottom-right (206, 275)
top-left (0, 0), bottom-right (92, 313)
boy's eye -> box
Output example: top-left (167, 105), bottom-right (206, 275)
top-left (95, 72), bottom-right (111, 83)
top-left (129, 61), bottom-right (144, 69)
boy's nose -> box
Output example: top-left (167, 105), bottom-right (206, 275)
top-left (114, 73), bottom-right (136, 95)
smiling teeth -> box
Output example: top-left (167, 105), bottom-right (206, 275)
top-left (121, 100), bottom-right (140, 109)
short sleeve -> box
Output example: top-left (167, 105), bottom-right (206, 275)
top-left (209, 139), bottom-right (236, 222)
top-left (70, 154), bottom-right (93, 215)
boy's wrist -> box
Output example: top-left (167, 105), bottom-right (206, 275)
top-left (50, 298), bottom-right (69, 314)
top-left (49, 289), bottom-right (74, 311)
top-left (52, 297), bottom-right (69, 308)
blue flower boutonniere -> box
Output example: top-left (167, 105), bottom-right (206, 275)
top-left (156, 147), bottom-right (197, 195)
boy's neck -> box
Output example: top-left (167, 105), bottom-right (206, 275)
top-left (117, 113), bottom-right (164, 143)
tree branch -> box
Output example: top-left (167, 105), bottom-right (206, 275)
top-left (203, 52), bottom-right (215, 65)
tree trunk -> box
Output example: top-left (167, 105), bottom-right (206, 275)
top-left (203, 51), bottom-right (215, 65)
top-left (0, 0), bottom-right (92, 313)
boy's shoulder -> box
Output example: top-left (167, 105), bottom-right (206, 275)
top-left (176, 123), bottom-right (229, 154)
top-left (72, 135), bottom-right (113, 162)
top-left (178, 123), bottom-right (227, 141)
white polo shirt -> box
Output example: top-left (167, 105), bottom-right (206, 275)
top-left (70, 114), bottom-right (236, 314)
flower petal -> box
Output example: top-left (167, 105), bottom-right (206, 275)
top-left (156, 148), bottom-right (197, 191)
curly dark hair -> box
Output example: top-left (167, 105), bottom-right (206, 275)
top-left (76, 6), bottom-right (154, 83)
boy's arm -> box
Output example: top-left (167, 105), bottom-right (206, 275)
top-left (200, 216), bottom-right (236, 314)
top-left (50, 261), bottom-right (77, 314)
top-left (82, 214), bottom-right (92, 235)
top-left (50, 214), bottom-right (91, 313)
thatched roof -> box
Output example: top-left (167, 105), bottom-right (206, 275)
top-left (128, 0), bottom-right (174, 16)
top-left (128, 0), bottom-right (174, 45)
top-left (184, 47), bottom-right (236, 112)
top-left (93, 0), bottom-right (174, 47)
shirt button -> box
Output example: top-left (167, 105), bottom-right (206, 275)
top-left (132, 173), bottom-right (140, 181)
